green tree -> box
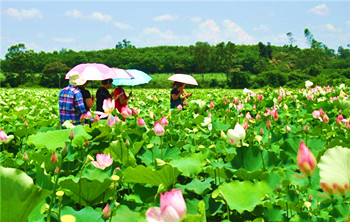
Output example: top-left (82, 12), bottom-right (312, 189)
top-left (41, 61), bottom-right (70, 88)
top-left (115, 39), bottom-right (135, 49)
top-left (190, 41), bottom-right (212, 81)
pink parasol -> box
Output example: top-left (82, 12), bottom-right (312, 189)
top-left (111, 68), bottom-right (134, 79)
top-left (65, 63), bottom-right (130, 80)
top-left (168, 74), bottom-right (198, 86)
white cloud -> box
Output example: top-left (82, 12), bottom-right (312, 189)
top-left (64, 9), bottom-right (132, 30)
top-left (194, 19), bottom-right (221, 42)
top-left (318, 24), bottom-right (340, 32)
top-left (136, 27), bottom-right (177, 45)
top-left (222, 19), bottom-right (253, 43)
top-left (4, 8), bottom-right (42, 20)
top-left (308, 4), bottom-right (329, 16)
top-left (253, 25), bottom-right (270, 32)
top-left (64, 9), bottom-right (82, 18)
top-left (52, 38), bottom-right (75, 43)
top-left (153, 14), bottom-right (178, 22)
top-left (190, 17), bottom-right (202, 23)
top-left (88, 12), bottom-right (113, 22)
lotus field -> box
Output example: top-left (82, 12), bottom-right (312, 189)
top-left (1, 84), bottom-right (350, 222)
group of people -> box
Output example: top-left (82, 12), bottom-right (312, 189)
top-left (58, 71), bottom-right (192, 128)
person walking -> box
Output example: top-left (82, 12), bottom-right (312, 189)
top-left (59, 71), bottom-right (87, 127)
top-left (96, 79), bottom-right (113, 113)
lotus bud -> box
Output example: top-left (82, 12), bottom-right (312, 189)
top-left (132, 108), bottom-right (139, 116)
top-left (319, 108), bottom-right (324, 116)
top-left (102, 203), bottom-right (111, 220)
top-left (153, 121), bottom-right (165, 136)
top-left (156, 158), bottom-right (166, 166)
top-left (305, 125), bottom-right (309, 133)
top-left (125, 139), bottom-right (130, 147)
top-left (23, 151), bottom-right (28, 161)
top-left (245, 112), bottom-right (253, 121)
top-left (322, 114), bottom-right (329, 123)
top-left (243, 121), bottom-right (249, 130)
top-left (24, 121), bottom-right (28, 127)
top-left (93, 114), bottom-right (100, 123)
top-left (312, 110), bottom-right (320, 119)
top-left (160, 117), bottom-right (169, 126)
top-left (334, 183), bottom-right (349, 196)
top-left (137, 117), bottom-right (145, 127)
top-left (286, 125), bottom-right (291, 132)
top-left (223, 101), bottom-right (226, 105)
top-left (260, 128), bottom-right (264, 135)
top-left (308, 195), bottom-right (313, 201)
top-left (55, 166), bottom-right (59, 174)
top-left (51, 152), bottom-right (58, 166)
top-left (220, 130), bottom-right (227, 140)
top-left (266, 118), bottom-right (271, 129)
top-left (256, 113), bottom-right (261, 120)
top-left (208, 113), bottom-right (212, 118)
top-left (84, 140), bottom-right (89, 147)
top-left (87, 155), bottom-right (94, 162)
top-left (226, 108), bottom-right (230, 113)
top-left (0, 130), bottom-right (8, 141)
top-left (297, 141), bottom-right (317, 177)
top-left (69, 131), bottom-right (74, 140)
top-left (273, 112), bottom-right (278, 121)
top-left (257, 94), bottom-right (263, 101)
top-left (209, 101), bottom-right (214, 109)
top-left (61, 144), bottom-right (68, 158)
top-left (177, 104), bottom-right (183, 110)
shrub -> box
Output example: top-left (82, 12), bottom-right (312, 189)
top-left (254, 70), bottom-right (288, 88)
top-left (227, 70), bottom-right (251, 89)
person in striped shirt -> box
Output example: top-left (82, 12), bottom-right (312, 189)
top-left (59, 71), bottom-right (87, 128)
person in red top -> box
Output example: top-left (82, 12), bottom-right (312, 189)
top-left (113, 86), bottom-right (132, 113)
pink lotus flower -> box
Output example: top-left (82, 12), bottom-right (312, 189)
top-left (245, 112), bottom-right (253, 121)
top-left (257, 94), bottom-right (263, 101)
top-left (312, 110), bottom-right (321, 119)
top-left (154, 121), bottom-right (165, 136)
top-left (0, 130), bottom-right (8, 141)
top-left (236, 103), bottom-right (243, 111)
top-left (102, 98), bottom-right (115, 114)
top-left (91, 154), bottom-right (113, 170)
top-left (160, 117), bottom-right (169, 126)
top-left (320, 182), bottom-right (336, 196)
top-left (137, 117), bottom-right (145, 127)
top-left (208, 113), bottom-right (212, 118)
top-left (322, 114), bottom-right (329, 123)
top-left (107, 115), bottom-right (119, 126)
top-left (297, 141), bottom-right (317, 177)
top-left (177, 104), bottom-right (183, 110)
top-left (146, 189), bottom-right (186, 222)
top-left (121, 106), bottom-right (132, 118)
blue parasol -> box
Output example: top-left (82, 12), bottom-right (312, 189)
top-left (112, 69), bottom-right (152, 86)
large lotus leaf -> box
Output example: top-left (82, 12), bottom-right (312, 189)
top-left (0, 166), bottom-right (51, 222)
top-left (27, 125), bottom-right (91, 150)
top-left (123, 165), bottom-right (179, 188)
top-left (111, 205), bottom-right (141, 222)
top-left (169, 155), bottom-right (203, 177)
top-left (110, 140), bottom-right (137, 167)
top-left (60, 206), bottom-right (101, 222)
top-left (59, 171), bottom-right (112, 206)
top-left (318, 146), bottom-right (350, 186)
top-left (178, 178), bottom-right (214, 195)
top-left (216, 180), bottom-right (271, 213)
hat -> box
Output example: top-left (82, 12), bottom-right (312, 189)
top-left (69, 71), bottom-right (87, 86)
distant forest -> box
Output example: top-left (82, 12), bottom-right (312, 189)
top-left (1, 29), bottom-right (350, 88)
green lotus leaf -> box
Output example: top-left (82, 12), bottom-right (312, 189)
top-left (60, 206), bottom-right (101, 222)
top-left (0, 166), bottom-right (51, 222)
top-left (318, 146), bottom-right (350, 186)
top-left (59, 173), bottom-right (112, 206)
top-left (110, 140), bottom-right (137, 167)
top-left (216, 180), bottom-right (271, 213)
top-left (123, 165), bottom-right (179, 188)
top-left (169, 155), bottom-right (203, 177)
top-left (27, 125), bottom-right (92, 150)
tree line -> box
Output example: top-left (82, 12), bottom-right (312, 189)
top-left (1, 29), bottom-right (349, 88)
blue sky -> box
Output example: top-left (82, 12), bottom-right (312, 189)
top-left (1, 1), bottom-right (349, 59)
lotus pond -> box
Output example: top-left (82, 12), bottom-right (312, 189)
top-left (0, 85), bottom-right (349, 222)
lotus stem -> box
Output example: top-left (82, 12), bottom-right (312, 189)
top-left (47, 160), bottom-right (63, 222)
top-left (260, 149), bottom-right (266, 172)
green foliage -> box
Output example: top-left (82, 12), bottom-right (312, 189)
top-left (228, 70), bottom-right (251, 89)
top-left (255, 70), bottom-right (288, 87)
top-left (0, 166), bottom-right (51, 222)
